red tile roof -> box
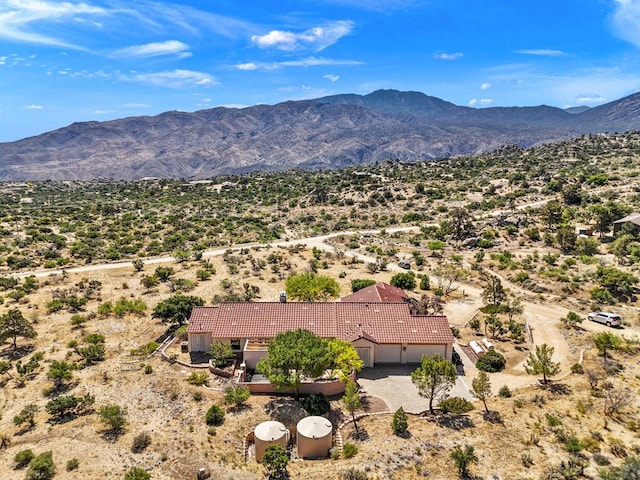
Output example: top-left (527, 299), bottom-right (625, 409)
top-left (341, 282), bottom-right (410, 303)
top-left (188, 302), bottom-right (453, 345)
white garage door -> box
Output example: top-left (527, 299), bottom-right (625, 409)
top-left (376, 344), bottom-right (402, 363)
top-left (406, 345), bottom-right (447, 363)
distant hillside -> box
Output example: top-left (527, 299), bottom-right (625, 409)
top-left (0, 89), bottom-right (639, 180)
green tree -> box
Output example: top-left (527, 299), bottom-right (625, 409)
top-left (154, 266), bottom-right (175, 282)
top-left (481, 274), bottom-right (506, 307)
top-left (594, 331), bottom-right (622, 362)
top-left (411, 355), bottom-right (457, 414)
top-left (350, 279), bottom-right (376, 293)
top-left (342, 380), bottom-right (362, 434)
top-left (285, 272), bottom-right (340, 302)
top-left (556, 225), bottom-right (577, 253)
top-left (45, 394), bottom-right (95, 420)
top-left (262, 444), bottom-right (288, 478)
top-left (560, 311), bottom-right (583, 329)
top-left (205, 405), bottom-right (225, 426)
top-left (390, 272), bottom-right (416, 290)
top-left (0, 308), bottom-right (37, 350)
top-left (539, 200), bottom-right (562, 230)
top-left (123, 467), bottom-right (151, 480)
top-left (14, 404), bottom-right (38, 429)
top-left (208, 341), bottom-right (233, 367)
top-left (257, 329), bottom-right (331, 400)
top-left (132, 259), bottom-right (145, 272)
top-left (392, 407), bottom-right (408, 437)
top-left (26, 451), bottom-right (56, 480)
top-left (327, 339), bottom-right (364, 381)
top-left (471, 371), bottom-right (492, 413)
top-left (14, 449), bottom-right (35, 469)
top-left (524, 344), bottom-right (561, 384)
top-left (152, 294), bottom-right (204, 326)
top-left (450, 444), bottom-right (478, 477)
top-left (595, 265), bottom-right (638, 299)
top-left (98, 404), bottom-right (127, 433)
top-left (47, 360), bottom-right (74, 389)
top-left (224, 385), bottom-right (251, 407)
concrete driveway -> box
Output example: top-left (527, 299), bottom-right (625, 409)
top-left (356, 364), bottom-right (473, 414)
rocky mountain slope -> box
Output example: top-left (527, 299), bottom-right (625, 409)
top-left (0, 89), bottom-right (639, 180)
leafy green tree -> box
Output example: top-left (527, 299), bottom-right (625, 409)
top-left (450, 444), bottom-right (478, 477)
top-left (152, 294), bottom-right (205, 326)
top-left (475, 350), bottom-right (506, 372)
top-left (257, 329), bottom-right (331, 400)
top-left (0, 308), bottom-right (37, 350)
top-left (154, 266), bottom-right (175, 282)
top-left (342, 380), bottom-right (362, 434)
top-left (595, 265), bottom-right (638, 300)
top-left (285, 272), bottom-right (340, 302)
top-left (262, 444), bottom-right (288, 477)
top-left (327, 339), bottom-right (364, 381)
top-left (47, 360), bottom-right (74, 389)
top-left (14, 404), bottom-right (38, 429)
top-left (350, 279), bottom-right (376, 293)
top-left (390, 272), bottom-right (416, 290)
top-left (132, 259), bottom-right (145, 272)
top-left (224, 385), bottom-right (251, 407)
top-left (594, 331), bottom-right (622, 362)
top-left (471, 371), bottom-right (492, 413)
top-left (45, 394), bottom-right (95, 420)
top-left (481, 274), bottom-right (506, 307)
top-left (392, 407), bottom-right (408, 437)
top-left (556, 225), bottom-right (577, 253)
top-left (208, 341), bottom-right (233, 367)
top-left (76, 343), bottom-right (106, 365)
top-left (411, 355), bottom-right (457, 414)
top-left (538, 200), bottom-right (562, 230)
top-left (524, 344), bottom-right (561, 384)
top-left (14, 449), bottom-right (35, 469)
top-left (98, 404), bottom-right (127, 433)
top-left (560, 311), bottom-right (583, 329)
top-left (123, 467), bottom-right (151, 480)
top-left (26, 451), bottom-right (56, 480)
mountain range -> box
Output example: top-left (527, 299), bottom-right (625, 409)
top-left (1, 89), bottom-right (639, 181)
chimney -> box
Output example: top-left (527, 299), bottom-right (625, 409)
top-left (279, 291), bottom-right (287, 303)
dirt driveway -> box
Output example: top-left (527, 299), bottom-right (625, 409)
top-left (356, 364), bottom-right (473, 414)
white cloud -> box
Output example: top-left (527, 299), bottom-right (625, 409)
top-left (121, 103), bottom-right (150, 109)
top-left (236, 62), bottom-right (258, 70)
top-left (468, 98), bottom-right (493, 106)
top-left (251, 20), bottom-right (353, 52)
top-left (434, 52), bottom-right (463, 60)
top-left (94, 109), bottom-right (115, 115)
top-left (113, 40), bottom-right (191, 59)
top-left (0, 0), bottom-right (106, 48)
top-left (480, 82), bottom-right (491, 90)
top-left (121, 69), bottom-right (218, 88)
top-left (611, 0), bottom-right (640, 48)
top-left (24, 104), bottom-right (43, 109)
top-left (324, 74), bottom-right (339, 82)
top-left (574, 94), bottom-right (606, 104)
top-left (516, 49), bottom-right (566, 56)
top-left (0, 55), bottom-right (6, 65)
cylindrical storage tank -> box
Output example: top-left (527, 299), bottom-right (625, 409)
top-left (254, 421), bottom-right (289, 462)
top-left (296, 416), bottom-right (333, 459)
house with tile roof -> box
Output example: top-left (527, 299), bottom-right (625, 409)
top-left (613, 212), bottom-right (640, 236)
top-left (340, 281), bottom-right (409, 303)
top-left (187, 283), bottom-right (453, 369)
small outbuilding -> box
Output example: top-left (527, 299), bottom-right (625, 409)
top-left (254, 421), bottom-right (289, 462)
top-left (296, 416), bottom-right (333, 459)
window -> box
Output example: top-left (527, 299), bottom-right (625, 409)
top-left (230, 338), bottom-right (241, 350)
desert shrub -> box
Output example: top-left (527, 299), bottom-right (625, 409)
top-left (26, 451), bottom-right (55, 480)
top-left (224, 385), bottom-right (251, 407)
top-left (340, 467), bottom-right (367, 480)
top-left (187, 372), bottom-right (209, 386)
top-left (131, 432), bottom-right (152, 453)
top-left (205, 405), bottom-right (225, 426)
top-left (545, 412), bottom-right (562, 427)
top-left (123, 466), bottom-right (151, 480)
top-left (498, 385), bottom-right (512, 398)
top-left (592, 453), bottom-right (610, 466)
top-left (439, 397), bottom-right (474, 414)
top-left (14, 449), bottom-right (35, 469)
top-left (476, 350), bottom-right (506, 372)
top-left (564, 435), bottom-right (584, 453)
top-left (342, 443), bottom-right (358, 459)
top-left (301, 393), bottom-right (330, 416)
top-left (392, 407), bottom-right (409, 437)
top-left (571, 363), bottom-right (584, 374)
top-left (192, 391), bottom-right (203, 402)
top-left (66, 458), bottom-right (79, 471)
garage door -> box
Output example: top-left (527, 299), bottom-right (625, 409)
top-left (406, 345), bottom-right (447, 363)
top-left (376, 344), bottom-right (402, 363)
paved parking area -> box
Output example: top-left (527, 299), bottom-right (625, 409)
top-left (357, 364), bottom-right (473, 414)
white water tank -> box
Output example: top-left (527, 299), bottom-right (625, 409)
top-left (482, 337), bottom-right (494, 350)
top-left (296, 416), bottom-right (333, 459)
top-left (469, 340), bottom-right (485, 357)
top-left (254, 421), bottom-right (289, 462)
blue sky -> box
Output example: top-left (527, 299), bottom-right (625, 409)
top-left (1, 0), bottom-right (640, 142)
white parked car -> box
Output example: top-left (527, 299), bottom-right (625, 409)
top-left (588, 311), bottom-right (622, 327)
